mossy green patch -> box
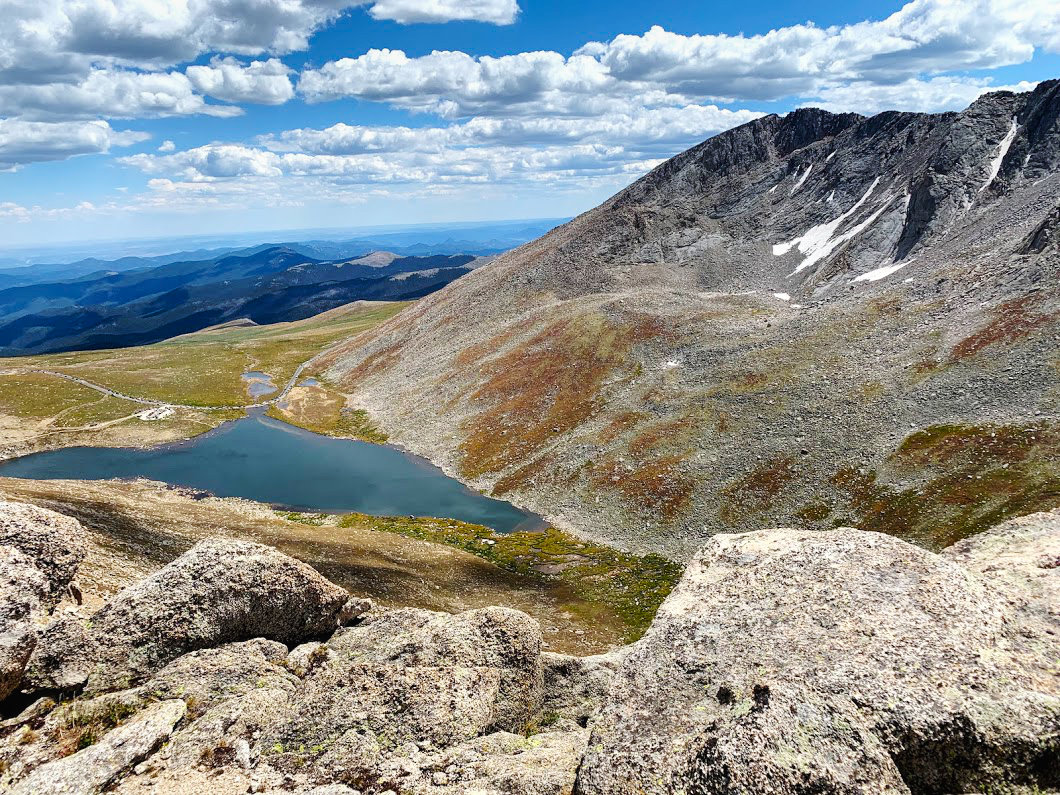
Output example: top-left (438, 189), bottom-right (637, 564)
top-left (283, 511), bottom-right (681, 643)
top-left (831, 422), bottom-right (1060, 549)
top-left (0, 373), bottom-right (104, 420)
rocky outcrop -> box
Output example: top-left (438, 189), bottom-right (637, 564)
top-left (943, 507), bottom-right (1060, 626)
top-left (25, 538), bottom-right (353, 694)
top-left (3, 503), bottom-right (1058, 795)
top-left (321, 83), bottom-right (1060, 559)
top-left (0, 501), bottom-right (86, 701)
top-left (0, 548), bottom-right (50, 700)
top-left (576, 525), bottom-right (1060, 794)
top-left (0, 501), bottom-right (85, 606)
top-left (260, 605), bottom-right (545, 790)
top-left (10, 699), bottom-right (186, 795)
top-left (538, 649), bottom-right (627, 728)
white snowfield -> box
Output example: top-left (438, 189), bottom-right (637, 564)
top-left (790, 165), bottom-right (813, 194)
top-left (772, 178), bottom-right (896, 276)
top-left (980, 117), bottom-right (1018, 193)
top-left (853, 259), bottom-right (915, 283)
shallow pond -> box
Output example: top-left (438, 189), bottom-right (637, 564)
top-left (0, 411), bottom-right (544, 533)
top-left (242, 371), bottom-right (278, 400)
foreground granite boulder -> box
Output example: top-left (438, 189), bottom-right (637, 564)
top-left (261, 605), bottom-right (546, 790)
top-left (0, 501), bottom-right (85, 606)
top-left (943, 507), bottom-right (1060, 626)
top-left (0, 547), bottom-right (50, 701)
top-left (25, 538), bottom-right (352, 694)
top-left (10, 699), bottom-right (186, 795)
top-left (575, 525), bottom-right (1060, 795)
top-left (0, 501), bottom-right (86, 701)
top-left (4, 504), bottom-right (1059, 795)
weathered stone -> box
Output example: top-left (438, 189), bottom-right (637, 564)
top-left (576, 527), bottom-right (1060, 795)
top-left (538, 648), bottom-right (627, 729)
top-left (0, 546), bottom-right (52, 700)
top-left (22, 614), bottom-right (96, 692)
top-left (0, 501), bottom-right (85, 606)
top-left (28, 538), bottom-right (350, 694)
top-left (419, 729), bottom-right (589, 795)
top-left (142, 639), bottom-right (298, 771)
top-left (943, 507), bottom-right (1060, 626)
top-left (10, 699), bottom-right (186, 795)
top-left (262, 606), bottom-right (544, 785)
top-left (287, 641), bottom-right (332, 678)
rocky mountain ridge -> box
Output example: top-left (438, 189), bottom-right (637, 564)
top-left (323, 82), bottom-right (1060, 558)
top-left (0, 499), bottom-right (1057, 793)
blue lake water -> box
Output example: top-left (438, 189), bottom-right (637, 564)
top-left (242, 371), bottom-right (278, 400)
top-left (0, 412), bottom-right (544, 533)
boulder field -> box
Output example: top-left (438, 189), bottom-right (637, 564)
top-left (0, 498), bottom-right (1056, 794)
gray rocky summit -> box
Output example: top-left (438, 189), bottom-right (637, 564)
top-left (0, 500), bottom-right (1057, 794)
top-left (321, 83), bottom-right (1060, 559)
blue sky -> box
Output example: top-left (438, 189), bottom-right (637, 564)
top-left (1, 0), bottom-right (1058, 249)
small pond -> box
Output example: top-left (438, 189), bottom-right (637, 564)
top-left (242, 371), bottom-right (278, 400)
top-left (0, 411), bottom-right (544, 533)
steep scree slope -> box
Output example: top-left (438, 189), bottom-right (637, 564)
top-left (324, 83), bottom-right (1060, 558)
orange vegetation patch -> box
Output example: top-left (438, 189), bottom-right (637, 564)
top-left (453, 326), bottom-right (521, 370)
top-left (459, 311), bottom-right (668, 479)
top-left (950, 295), bottom-right (1056, 362)
top-left (492, 455), bottom-right (552, 496)
top-left (341, 340), bottom-right (405, 385)
top-left (720, 456), bottom-right (797, 523)
top-left (597, 411), bottom-right (648, 445)
top-left (735, 372), bottom-right (770, 391)
top-left (628, 412), bottom-right (698, 459)
top-left (589, 453), bottom-right (694, 520)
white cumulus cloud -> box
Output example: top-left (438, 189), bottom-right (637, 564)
top-left (365, 0), bottom-right (519, 25)
top-left (301, 0), bottom-right (1060, 114)
top-left (186, 58), bottom-right (295, 105)
top-left (0, 119), bottom-right (148, 169)
top-left (0, 69), bottom-right (242, 121)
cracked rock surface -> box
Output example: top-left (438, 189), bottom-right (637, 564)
top-left (2, 502), bottom-right (1058, 794)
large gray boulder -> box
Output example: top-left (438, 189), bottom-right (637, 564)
top-left (537, 648), bottom-right (628, 729)
top-left (576, 526), bottom-right (1060, 795)
top-left (0, 500), bottom-right (85, 606)
top-left (943, 508), bottom-right (1060, 626)
top-left (262, 605), bottom-right (544, 789)
top-left (0, 547), bottom-right (51, 700)
top-left (143, 638), bottom-right (299, 771)
top-left (0, 501), bottom-right (86, 701)
top-left (26, 538), bottom-right (352, 694)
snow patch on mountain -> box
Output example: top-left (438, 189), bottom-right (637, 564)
top-left (980, 117), bottom-right (1018, 192)
top-left (854, 259), bottom-right (915, 283)
top-left (772, 178), bottom-right (893, 274)
top-left (790, 165), bottom-right (813, 195)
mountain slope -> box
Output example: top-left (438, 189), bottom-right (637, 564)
top-left (323, 82), bottom-right (1060, 558)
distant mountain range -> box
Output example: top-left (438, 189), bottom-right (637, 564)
top-left (0, 218), bottom-right (567, 277)
top-left (0, 247), bottom-right (482, 355)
